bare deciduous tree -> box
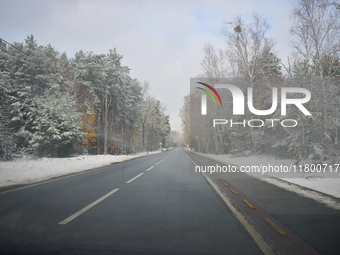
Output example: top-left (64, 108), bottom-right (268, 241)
top-left (291, 0), bottom-right (340, 78)
top-left (222, 14), bottom-right (275, 86)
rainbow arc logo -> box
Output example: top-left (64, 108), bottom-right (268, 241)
top-left (196, 82), bottom-right (222, 106)
top-left (196, 82), bottom-right (222, 115)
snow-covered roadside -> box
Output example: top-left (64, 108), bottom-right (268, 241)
top-left (192, 152), bottom-right (340, 209)
top-left (0, 151), bottom-right (163, 188)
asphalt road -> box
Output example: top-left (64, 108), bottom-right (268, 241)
top-left (188, 151), bottom-right (340, 255)
top-left (0, 148), bottom-right (339, 254)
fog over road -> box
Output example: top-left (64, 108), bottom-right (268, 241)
top-left (0, 148), bottom-right (339, 254)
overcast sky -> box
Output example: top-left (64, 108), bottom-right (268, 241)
top-left (0, 0), bottom-right (295, 132)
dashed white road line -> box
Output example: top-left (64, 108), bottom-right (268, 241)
top-left (59, 188), bottom-right (120, 225)
top-left (59, 152), bottom-right (173, 225)
top-left (146, 166), bottom-right (154, 171)
top-left (126, 173), bottom-right (144, 183)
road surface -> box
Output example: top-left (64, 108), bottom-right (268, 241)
top-left (0, 148), bottom-right (339, 254)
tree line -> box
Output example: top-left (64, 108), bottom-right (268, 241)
top-left (180, 0), bottom-right (340, 163)
top-left (0, 35), bottom-right (170, 160)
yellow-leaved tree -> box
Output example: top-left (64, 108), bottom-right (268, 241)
top-left (82, 110), bottom-right (98, 154)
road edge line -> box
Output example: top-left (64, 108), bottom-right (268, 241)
top-left (185, 149), bottom-right (340, 210)
top-left (184, 152), bottom-right (282, 255)
top-left (202, 172), bottom-right (281, 255)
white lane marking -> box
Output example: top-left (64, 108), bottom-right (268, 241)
top-left (146, 166), bottom-right (154, 171)
top-left (59, 188), bottom-right (119, 225)
top-left (126, 173), bottom-right (144, 183)
top-left (184, 153), bottom-right (280, 255)
top-left (155, 162), bottom-right (160, 165)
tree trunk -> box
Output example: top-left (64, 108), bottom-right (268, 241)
top-left (104, 90), bottom-right (108, 155)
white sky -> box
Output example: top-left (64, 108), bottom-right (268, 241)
top-left (0, 0), bottom-right (295, 132)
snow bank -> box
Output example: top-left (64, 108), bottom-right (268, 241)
top-left (0, 151), bottom-right (162, 188)
top-left (193, 152), bottom-right (340, 203)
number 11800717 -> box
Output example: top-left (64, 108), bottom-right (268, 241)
top-left (293, 164), bottom-right (339, 173)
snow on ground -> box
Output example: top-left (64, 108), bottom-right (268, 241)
top-left (194, 152), bottom-right (340, 209)
top-left (0, 150), bottom-right (164, 188)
